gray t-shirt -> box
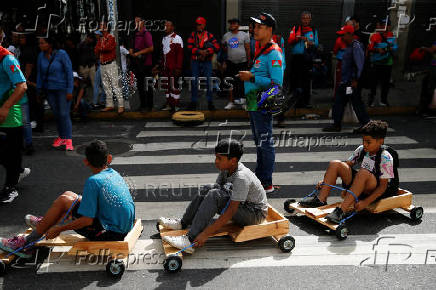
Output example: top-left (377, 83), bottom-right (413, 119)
top-left (222, 31), bottom-right (250, 64)
top-left (216, 162), bottom-right (268, 213)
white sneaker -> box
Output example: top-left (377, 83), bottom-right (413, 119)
top-left (161, 104), bottom-right (172, 111)
top-left (234, 98), bottom-right (246, 105)
top-left (224, 102), bottom-right (236, 110)
top-left (158, 217), bottom-right (182, 230)
top-left (18, 168), bottom-right (31, 184)
top-left (162, 235), bottom-right (194, 254)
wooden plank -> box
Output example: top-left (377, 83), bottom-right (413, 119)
top-left (36, 234), bottom-right (87, 247)
top-left (367, 191), bottom-right (413, 213)
top-left (305, 207), bottom-right (336, 219)
top-left (67, 241), bottom-right (130, 257)
top-left (318, 202), bottom-right (342, 210)
top-left (232, 220), bottom-right (289, 243)
top-left (159, 226), bottom-right (189, 237)
top-left (266, 206), bottom-right (286, 222)
top-left (288, 202), bottom-right (337, 231)
top-left (124, 219), bottom-right (143, 252)
top-left (0, 252), bottom-right (15, 264)
top-left (66, 219), bottom-right (142, 257)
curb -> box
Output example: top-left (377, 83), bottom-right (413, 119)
top-left (62, 106), bottom-right (416, 121)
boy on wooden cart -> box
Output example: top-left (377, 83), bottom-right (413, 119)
top-left (158, 139), bottom-right (268, 253)
top-left (0, 140), bottom-right (135, 257)
top-left (299, 120), bottom-right (399, 224)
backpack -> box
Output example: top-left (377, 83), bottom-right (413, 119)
top-left (357, 145), bottom-right (399, 195)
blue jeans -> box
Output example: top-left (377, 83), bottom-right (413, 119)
top-left (46, 90), bottom-right (72, 139)
top-left (93, 65), bottom-right (106, 105)
top-left (332, 84), bottom-right (370, 127)
top-left (21, 102), bottom-right (32, 146)
top-left (249, 111), bottom-right (275, 186)
top-left (191, 60), bottom-right (213, 103)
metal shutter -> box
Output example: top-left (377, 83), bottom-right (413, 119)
top-left (240, 0), bottom-right (343, 51)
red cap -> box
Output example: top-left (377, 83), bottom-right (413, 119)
top-left (196, 17), bottom-right (206, 25)
top-left (337, 25), bottom-right (354, 35)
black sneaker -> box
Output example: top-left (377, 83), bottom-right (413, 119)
top-left (0, 187), bottom-right (19, 204)
top-left (208, 101), bottom-right (216, 111)
top-left (322, 125), bottom-right (341, 132)
top-left (299, 195), bottom-right (326, 208)
top-left (325, 207), bottom-right (346, 224)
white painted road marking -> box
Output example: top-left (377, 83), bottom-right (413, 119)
top-left (129, 136), bottom-right (417, 152)
top-left (37, 234), bottom-right (436, 273)
top-left (112, 148), bottom-right (436, 165)
top-left (125, 168), bottom-right (436, 190)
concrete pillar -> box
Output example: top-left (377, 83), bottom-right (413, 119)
top-left (389, 0), bottom-right (415, 80)
top-left (226, 0), bottom-right (239, 23)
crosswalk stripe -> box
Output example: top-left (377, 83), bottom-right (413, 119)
top-left (137, 127), bottom-right (395, 138)
top-left (134, 195), bottom-right (436, 220)
top-left (144, 119), bottom-right (334, 128)
top-left (124, 168), bottom-right (436, 190)
top-left (129, 136), bottom-right (418, 152)
top-left (112, 148), bottom-right (436, 165)
top-left (37, 233), bottom-right (436, 273)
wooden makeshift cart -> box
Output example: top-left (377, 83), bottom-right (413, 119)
top-left (158, 205), bottom-right (294, 273)
top-left (284, 189), bottom-right (423, 240)
top-left (0, 219), bottom-right (143, 278)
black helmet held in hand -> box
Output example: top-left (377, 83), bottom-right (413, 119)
top-left (256, 84), bottom-right (287, 116)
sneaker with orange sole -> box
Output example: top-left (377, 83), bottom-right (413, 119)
top-left (52, 137), bottom-right (65, 148)
top-left (65, 139), bottom-right (74, 151)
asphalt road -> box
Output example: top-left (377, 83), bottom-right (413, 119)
top-left (1, 115), bottom-right (435, 289)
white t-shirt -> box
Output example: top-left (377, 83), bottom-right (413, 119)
top-left (162, 33), bottom-right (183, 55)
top-left (348, 145), bottom-right (395, 180)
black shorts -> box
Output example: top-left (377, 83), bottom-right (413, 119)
top-left (71, 201), bottom-right (127, 241)
top-left (341, 168), bottom-right (397, 202)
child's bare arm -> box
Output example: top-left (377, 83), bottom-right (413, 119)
top-left (74, 88), bottom-right (85, 110)
top-left (45, 216), bottom-right (94, 239)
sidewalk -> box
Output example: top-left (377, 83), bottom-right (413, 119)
top-left (70, 75), bottom-right (422, 120)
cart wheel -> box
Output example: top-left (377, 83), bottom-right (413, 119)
top-left (164, 255), bottom-right (182, 273)
top-left (283, 199), bottom-right (296, 214)
top-left (0, 260), bottom-right (6, 277)
top-left (278, 235), bottom-right (295, 253)
top-left (106, 260), bottom-right (125, 279)
top-left (410, 207), bottom-right (424, 221)
top-left (335, 225), bottom-right (349, 240)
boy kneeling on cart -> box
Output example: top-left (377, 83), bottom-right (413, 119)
top-left (0, 140), bottom-right (135, 257)
top-left (299, 120), bottom-right (398, 223)
top-left (158, 139), bottom-right (268, 253)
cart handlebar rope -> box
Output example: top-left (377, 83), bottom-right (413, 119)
top-left (303, 183), bottom-right (359, 225)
